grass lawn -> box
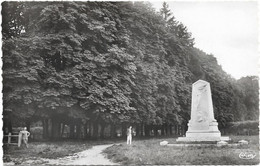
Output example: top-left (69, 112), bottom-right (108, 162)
top-left (103, 135), bottom-right (259, 165)
top-left (3, 139), bottom-right (124, 164)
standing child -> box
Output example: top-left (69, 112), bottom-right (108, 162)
top-left (20, 127), bottom-right (30, 148)
top-left (126, 126), bottom-right (132, 145)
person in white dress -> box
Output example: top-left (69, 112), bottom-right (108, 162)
top-left (126, 126), bottom-right (132, 145)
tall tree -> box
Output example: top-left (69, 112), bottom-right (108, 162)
top-left (160, 2), bottom-right (172, 21)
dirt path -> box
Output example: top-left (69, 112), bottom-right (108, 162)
top-left (6, 144), bottom-right (119, 165)
top-left (48, 144), bottom-right (118, 165)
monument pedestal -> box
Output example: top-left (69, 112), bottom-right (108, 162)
top-left (177, 120), bottom-right (222, 142)
top-left (177, 120), bottom-right (230, 142)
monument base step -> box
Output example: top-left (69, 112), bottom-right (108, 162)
top-left (176, 136), bottom-right (230, 142)
top-left (167, 143), bottom-right (238, 147)
top-left (220, 136), bottom-right (230, 141)
top-left (185, 131), bottom-right (221, 138)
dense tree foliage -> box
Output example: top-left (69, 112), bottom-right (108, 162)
top-left (2, 2), bottom-right (25, 39)
top-left (236, 76), bottom-right (259, 121)
top-left (2, 1), bottom-right (258, 138)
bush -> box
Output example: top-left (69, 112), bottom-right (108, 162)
top-left (30, 126), bottom-right (43, 140)
top-left (226, 121), bottom-right (259, 135)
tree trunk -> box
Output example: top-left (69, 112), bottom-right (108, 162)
top-left (60, 123), bottom-right (65, 138)
top-left (175, 125), bottom-right (178, 135)
top-left (69, 124), bottom-right (75, 138)
top-left (75, 124), bottom-right (80, 139)
top-left (169, 124), bottom-right (173, 135)
top-left (26, 120), bottom-right (31, 132)
top-left (85, 122), bottom-right (90, 139)
top-left (93, 122), bottom-right (98, 139)
top-left (161, 125), bottom-right (165, 136)
top-left (3, 112), bottom-right (13, 134)
top-left (8, 121), bottom-right (12, 134)
top-left (88, 122), bottom-right (93, 138)
top-left (165, 124), bottom-right (168, 135)
top-left (179, 125), bottom-right (182, 135)
top-left (100, 123), bottom-right (105, 139)
top-left (42, 118), bottom-right (49, 139)
top-left (154, 125), bottom-right (158, 136)
top-left (184, 123), bottom-right (188, 133)
top-left (51, 119), bottom-right (60, 139)
top-left (110, 123), bottom-right (116, 138)
top-left (136, 124), bottom-right (140, 137)
top-left (47, 119), bottom-right (50, 138)
top-left (89, 122), bottom-right (93, 138)
top-left (140, 123), bottom-right (144, 137)
top-left (42, 119), bottom-right (46, 138)
top-left (122, 123), bottom-right (127, 138)
top-left (144, 125), bottom-right (150, 137)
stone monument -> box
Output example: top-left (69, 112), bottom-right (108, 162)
top-left (177, 80), bottom-right (229, 142)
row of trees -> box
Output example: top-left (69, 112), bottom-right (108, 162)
top-left (2, 1), bottom-right (258, 139)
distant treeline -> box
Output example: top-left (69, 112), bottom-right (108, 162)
top-left (2, 1), bottom-right (258, 139)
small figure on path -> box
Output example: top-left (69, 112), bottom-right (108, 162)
top-left (127, 126), bottom-right (132, 145)
top-left (20, 127), bottom-right (30, 148)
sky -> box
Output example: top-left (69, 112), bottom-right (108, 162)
top-left (151, 1), bottom-right (259, 79)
